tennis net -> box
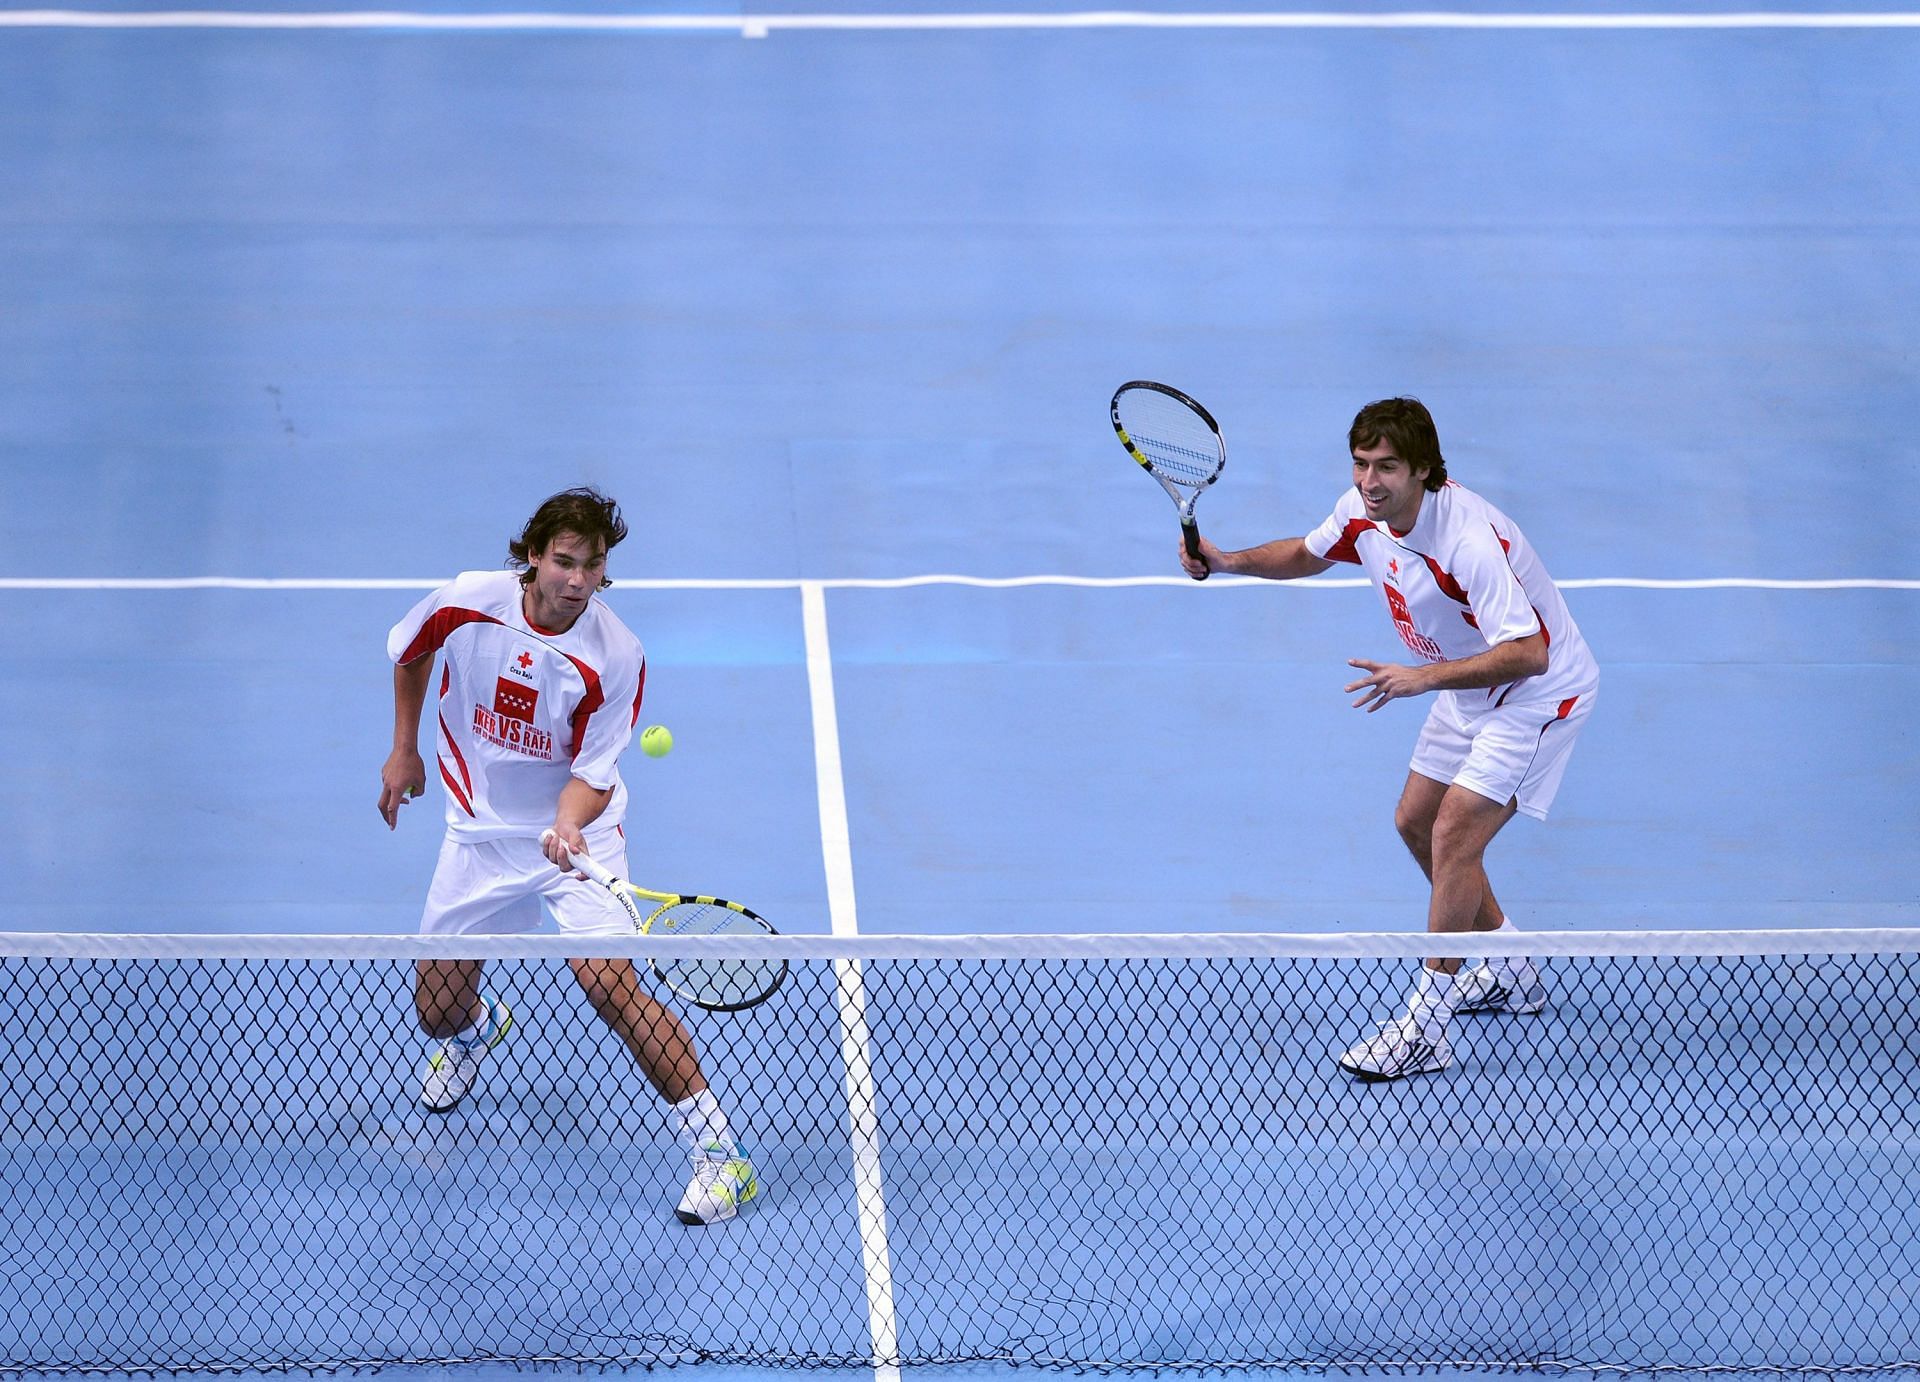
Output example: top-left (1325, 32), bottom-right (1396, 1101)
top-left (2, 929), bottom-right (1917, 1376)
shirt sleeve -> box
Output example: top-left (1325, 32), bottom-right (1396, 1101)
top-left (1458, 528), bottom-right (1543, 646)
top-left (386, 582), bottom-right (455, 665)
top-left (568, 649), bottom-right (644, 789)
top-left (1304, 491), bottom-right (1368, 564)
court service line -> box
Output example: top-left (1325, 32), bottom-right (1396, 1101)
top-left (5, 8), bottom-right (1920, 29)
top-left (3, 575), bottom-right (1916, 591)
top-left (800, 581), bottom-right (902, 1382)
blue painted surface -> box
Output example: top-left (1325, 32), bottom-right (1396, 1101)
top-left (0, 9), bottom-right (1917, 1380)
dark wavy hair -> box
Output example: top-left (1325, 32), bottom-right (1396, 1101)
top-left (1348, 397), bottom-right (1449, 491)
top-left (507, 487), bottom-right (628, 589)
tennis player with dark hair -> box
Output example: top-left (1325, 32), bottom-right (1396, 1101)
top-left (1179, 399), bottom-right (1599, 1081)
top-left (378, 486), bottom-right (757, 1223)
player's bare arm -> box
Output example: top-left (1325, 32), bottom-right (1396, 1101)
top-left (1345, 630), bottom-right (1550, 713)
top-left (1180, 534), bottom-right (1334, 581)
top-left (545, 778), bottom-right (616, 867)
top-left (378, 657), bottom-right (435, 827)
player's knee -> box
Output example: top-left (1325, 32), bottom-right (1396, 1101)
top-left (1395, 803), bottom-right (1434, 859)
top-left (1431, 787), bottom-right (1515, 867)
top-left (568, 958), bottom-right (629, 1013)
top-left (1429, 812), bottom-right (1493, 871)
top-left (570, 968), bottom-right (613, 1009)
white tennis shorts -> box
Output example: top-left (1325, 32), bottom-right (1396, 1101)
top-left (1409, 690), bottom-right (1596, 822)
top-left (418, 829), bottom-right (637, 937)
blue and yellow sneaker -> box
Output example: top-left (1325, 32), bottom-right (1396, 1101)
top-left (676, 1142), bottom-right (758, 1225)
top-left (420, 998), bottom-right (513, 1113)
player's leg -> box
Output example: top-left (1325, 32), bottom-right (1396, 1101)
top-left (1340, 786), bottom-right (1514, 1083)
top-left (1339, 710), bottom-right (1514, 1082)
top-left (414, 837), bottom-right (533, 1112)
top-left (565, 957), bottom-right (705, 1103)
top-left (1393, 769), bottom-right (1508, 937)
top-left (1424, 785), bottom-right (1519, 974)
top-left (565, 957), bottom-right (758, 1225)
top-left (1444, 697), bottom-right (1598, 1016)
top-left (1405, 699), bottom-right (1549, 1008)
top-left (415, 959), bottom-right (486, 1037)
top-left (1401, 768), bottom-right (1545, 1015)
top-left (549, 839), bottom-right (757, 1226)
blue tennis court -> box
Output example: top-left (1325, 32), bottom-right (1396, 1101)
top-left (1, 2), bottom-right (1917, 1378)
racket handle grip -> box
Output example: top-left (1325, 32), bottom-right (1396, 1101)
top-left (539, 828), bottom-right (617, 885)
top-left (1182, 519), bottom-right (1210, 581)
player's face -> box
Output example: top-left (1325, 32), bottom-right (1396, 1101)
top-left (523, 530), bottom-right (607, 633)
top-left (1351, 439), bottom-right (1429, 532)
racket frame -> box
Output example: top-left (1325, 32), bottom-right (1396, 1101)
top-left (543, 833), bottom-right (788, 1012)
top-left (1110, 379), bottom-right (1227, 580)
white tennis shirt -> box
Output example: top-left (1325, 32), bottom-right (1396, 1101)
top-left (1305, 480), bottom-right (1599, 718)
top-left (388, 570), bottom-right (645, 840)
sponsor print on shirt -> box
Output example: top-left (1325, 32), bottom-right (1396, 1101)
top-left (1384, 582), bottom-right (1444, 662)
top-left (474, 670), bottom-right (554, 760)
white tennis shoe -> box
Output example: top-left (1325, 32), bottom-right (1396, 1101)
top-left (1455, 958), bottom-right (1548, 1015)
top-left (420, 998), bottom-right (513, 1113)
top-left (1337, 1016), bottom-right (1452, 1082)
top-left (677, 1143), bottom-right (758, 1226)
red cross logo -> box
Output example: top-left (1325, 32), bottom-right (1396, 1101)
top-left (1388, 557), bottom-right (1399, 577)
top-left (517, 651), bottom-right (533, 670)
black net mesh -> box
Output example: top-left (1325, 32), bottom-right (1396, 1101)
top-left (2, 947), bottom-right (1917, 1375)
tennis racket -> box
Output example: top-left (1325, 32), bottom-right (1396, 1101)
top-left (1110, 380), bottom-right (1227, 580)
top-left (542, 832), bottom-right (787, 1013)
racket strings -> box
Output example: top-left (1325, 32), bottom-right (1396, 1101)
top-left (646, 901), bottom-right (787, 1011)
top-left (647, 900), bottom-right (745, 938)
top-left (1115, 391), bottom-right (1224, 487)
top-left (1131, 436), bottom-right (1221, 483)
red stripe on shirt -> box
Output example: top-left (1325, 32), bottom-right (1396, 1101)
top-left (437, 710), bottom-right (473, 794)
top-left (1322, 518), bottom-right (1374, 565)
top-left (397, 607), bottom-right (506, 666)
top-left (1420, 554), bottom-right (1471, 607)
top-left (1490, 613), bottom-right (1554, 708)
top-left (1522, 694), bottom-right (1582, 733)
top-left (630, 660), bottom-right (646, 728)
top-left (563, 654), bottom-right (606, 761)
top-left (438, 758), bottom-right (476, 816)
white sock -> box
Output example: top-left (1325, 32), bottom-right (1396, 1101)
top-left (670, 1088), bottom-right (735, 1156)
top-left (1486, 917), bottom-right (1530, 978)
top-left (449, 994), bottom-right (498, 1048)
top-left (1406, 966), bottom-right (1463, 1041)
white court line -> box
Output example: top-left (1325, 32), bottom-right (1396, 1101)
top-left (3, 8), bottom-right (1920, 28)
top-left (1, 574), bottom-right (1916, 590)
top-left (800, 581), bottom-right (902, 1382)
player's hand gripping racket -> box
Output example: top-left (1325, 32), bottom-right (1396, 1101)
top-left (542, 831), bottom-right (787, 1013)
top-left (1110, 380), bottom-right (1227, 580)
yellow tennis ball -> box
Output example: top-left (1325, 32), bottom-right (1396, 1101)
top-left (640, 724), bottom-right (674, 758)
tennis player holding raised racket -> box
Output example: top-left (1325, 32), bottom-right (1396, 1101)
top-left (1179, 399), bottom-right (1599, 1082)
top-left (378, 487), bottom-right (756, 1225)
